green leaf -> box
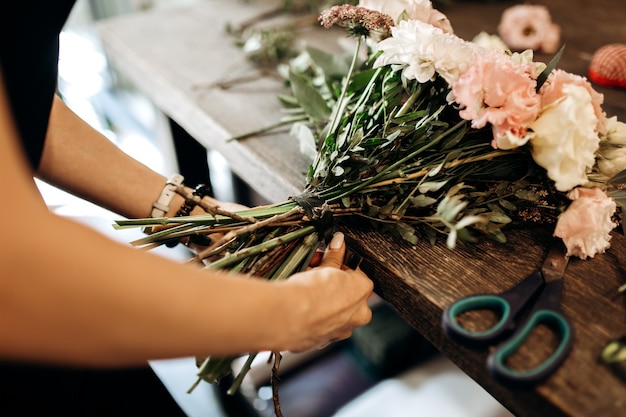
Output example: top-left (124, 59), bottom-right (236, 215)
top-left (410, 195), bottom-right (438, 207)
top-left (609, 190), bottom-right (626, 208)
top-left (499, 199), bottom-right (517, 211)
top-left (289, 68), bottom-right (331, 122)
top-left (306, 46), bottom-right (350, 79)
top-left (396, 222), bottom-right (418, 245)
top-left (609, 168), bottom-right (626, 185)
top-left (488, 211), bottom-right (512, 224)
top-left (536, 45), bottom-right (565, 91)
top-left (514, 189), bottom-right (541, 202)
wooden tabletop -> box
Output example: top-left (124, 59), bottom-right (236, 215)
top-left (96, 1), bottom-right (626, 416)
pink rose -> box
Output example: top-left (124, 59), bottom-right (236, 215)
top-left (554, 187), bottom-right (617, 259)
top-left (452, 51), bottom-right (541, 149)
top-left (497, 5), bottom-right (561, 53)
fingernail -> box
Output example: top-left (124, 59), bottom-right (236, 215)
top-left (329, 232), bottom-right (344, 250)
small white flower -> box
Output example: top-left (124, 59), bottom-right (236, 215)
top-left (374, 20), bottom-right (478, 86)
top-left (597, 117), bottom-right (626, 178)
top-left (472, 32), bottom-right (509, 52)
top-left (530, 83), bottom-right (600, 192)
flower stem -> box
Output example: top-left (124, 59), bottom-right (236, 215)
top-left (327, 36), bottom-right (362, 137)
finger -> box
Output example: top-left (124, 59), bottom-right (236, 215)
top-left (319, 232), bottom-right (346, 269)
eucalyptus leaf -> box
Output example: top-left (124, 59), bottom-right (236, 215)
top-left (306, 45), bottom-right (351, 79)
top-left (396, 222), bottom-right (419, 245)
top-left (289, 68), bottom-right (331, 122)
top-left (410, 195), bottom-right (438, 207)
top-left (488, 211), bottom-right (512, 224)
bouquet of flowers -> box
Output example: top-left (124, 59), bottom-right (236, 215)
top-left (115, 0), bottom-right (626, 409)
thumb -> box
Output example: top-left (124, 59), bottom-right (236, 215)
top-left (319, 232), bottom-right (346, 269)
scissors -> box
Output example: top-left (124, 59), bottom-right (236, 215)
top-left (441, 240), bottom-right (574, 388)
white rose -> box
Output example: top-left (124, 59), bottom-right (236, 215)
top-left (529, 84), bottom-right (599, 192)
top-left (597, 116), bottom-right (626, 178)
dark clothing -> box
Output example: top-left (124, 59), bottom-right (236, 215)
top-left (0, 0), bottom-right (75, 170)
top-left (0, 2), bottom-right (187, 415)
top-left (0, 363), bottom-right (187, 417)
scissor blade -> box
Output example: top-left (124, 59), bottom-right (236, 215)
top-left (541, 241), bottom-right (569, 282)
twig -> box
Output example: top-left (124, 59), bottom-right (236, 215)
top-left (191, 206), bottom-right (305, 262)
top-left (176, 186), bottom-right (257, 223)
top-left (271, 351), bottom-right (284, 417)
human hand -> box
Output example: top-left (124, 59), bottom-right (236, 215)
top-left (277, 232), bottom-right (374, 352)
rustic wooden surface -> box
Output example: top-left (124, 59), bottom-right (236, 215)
top-left (96, 1), bottom-right (626, 416)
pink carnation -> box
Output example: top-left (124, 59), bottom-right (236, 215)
top-left (554, 187), bottom-right (617, 259)
top-left (497, 5), bottom-right (561, 53)
top-left (452, 51), bottom-right (541, 149)
top-left (540, 69), bottom-right (607, 134)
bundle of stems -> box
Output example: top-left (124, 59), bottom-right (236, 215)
top-left (114, 7), bottom-right (563, 401)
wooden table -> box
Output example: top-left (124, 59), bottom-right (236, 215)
top-left (96, 1), bottom-right (626, 416)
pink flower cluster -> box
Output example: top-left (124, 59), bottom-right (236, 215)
top-left (363, 0), bottom-right (621, 259)
top-left (452, 51), bottom-right (541, 149)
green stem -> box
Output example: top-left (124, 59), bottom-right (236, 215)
top-left (204, 225), bottom-right (317, 270)
top-left (227, 353), bottom-right (259, 395)
top-left (322, 119), bottom-right (468, 202)
top-left (227, 116), bottom-right (308, 142)
top-left (327, 36), bottom-right (362, 138)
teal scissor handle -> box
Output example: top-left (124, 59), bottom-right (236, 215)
top-left (442, 271), bottom-right (544, 348)
top-left (487, 279), bottom-right (574, 388)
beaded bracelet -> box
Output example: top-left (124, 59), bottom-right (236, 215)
top-left (175, 184), bottom-right (212, 217)
top-left (166, 184), bottom-right (213, 247)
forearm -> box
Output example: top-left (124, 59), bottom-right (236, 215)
top-left (37, 95), bottom-right (209, 219)
top-left (1, 207), bottom-right (296, 366)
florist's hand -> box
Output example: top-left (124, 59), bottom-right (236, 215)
top-left (279, 232), bottom-right (374, 352)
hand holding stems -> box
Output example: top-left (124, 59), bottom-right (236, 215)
top-left (274, 231), bottom-right (373, 352)
top-left (190, 231), bottom-right (373, 394)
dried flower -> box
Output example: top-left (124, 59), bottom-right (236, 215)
top-left (554, 187), bottom-right (617, 258)
top-left (497, 4), bottom-right (561, 53)
top-left (318, 4), bottom-right (394, 39)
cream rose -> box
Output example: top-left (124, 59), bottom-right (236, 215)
top-left (530, 83), bottom-right (599, 192)
top-left (554, 187), bottom-right (617, 259)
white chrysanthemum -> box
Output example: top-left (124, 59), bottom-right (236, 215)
top-left (373, 20), bottom-right (477, 86)
top-left (530, 84), bottom-right (600, 192)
